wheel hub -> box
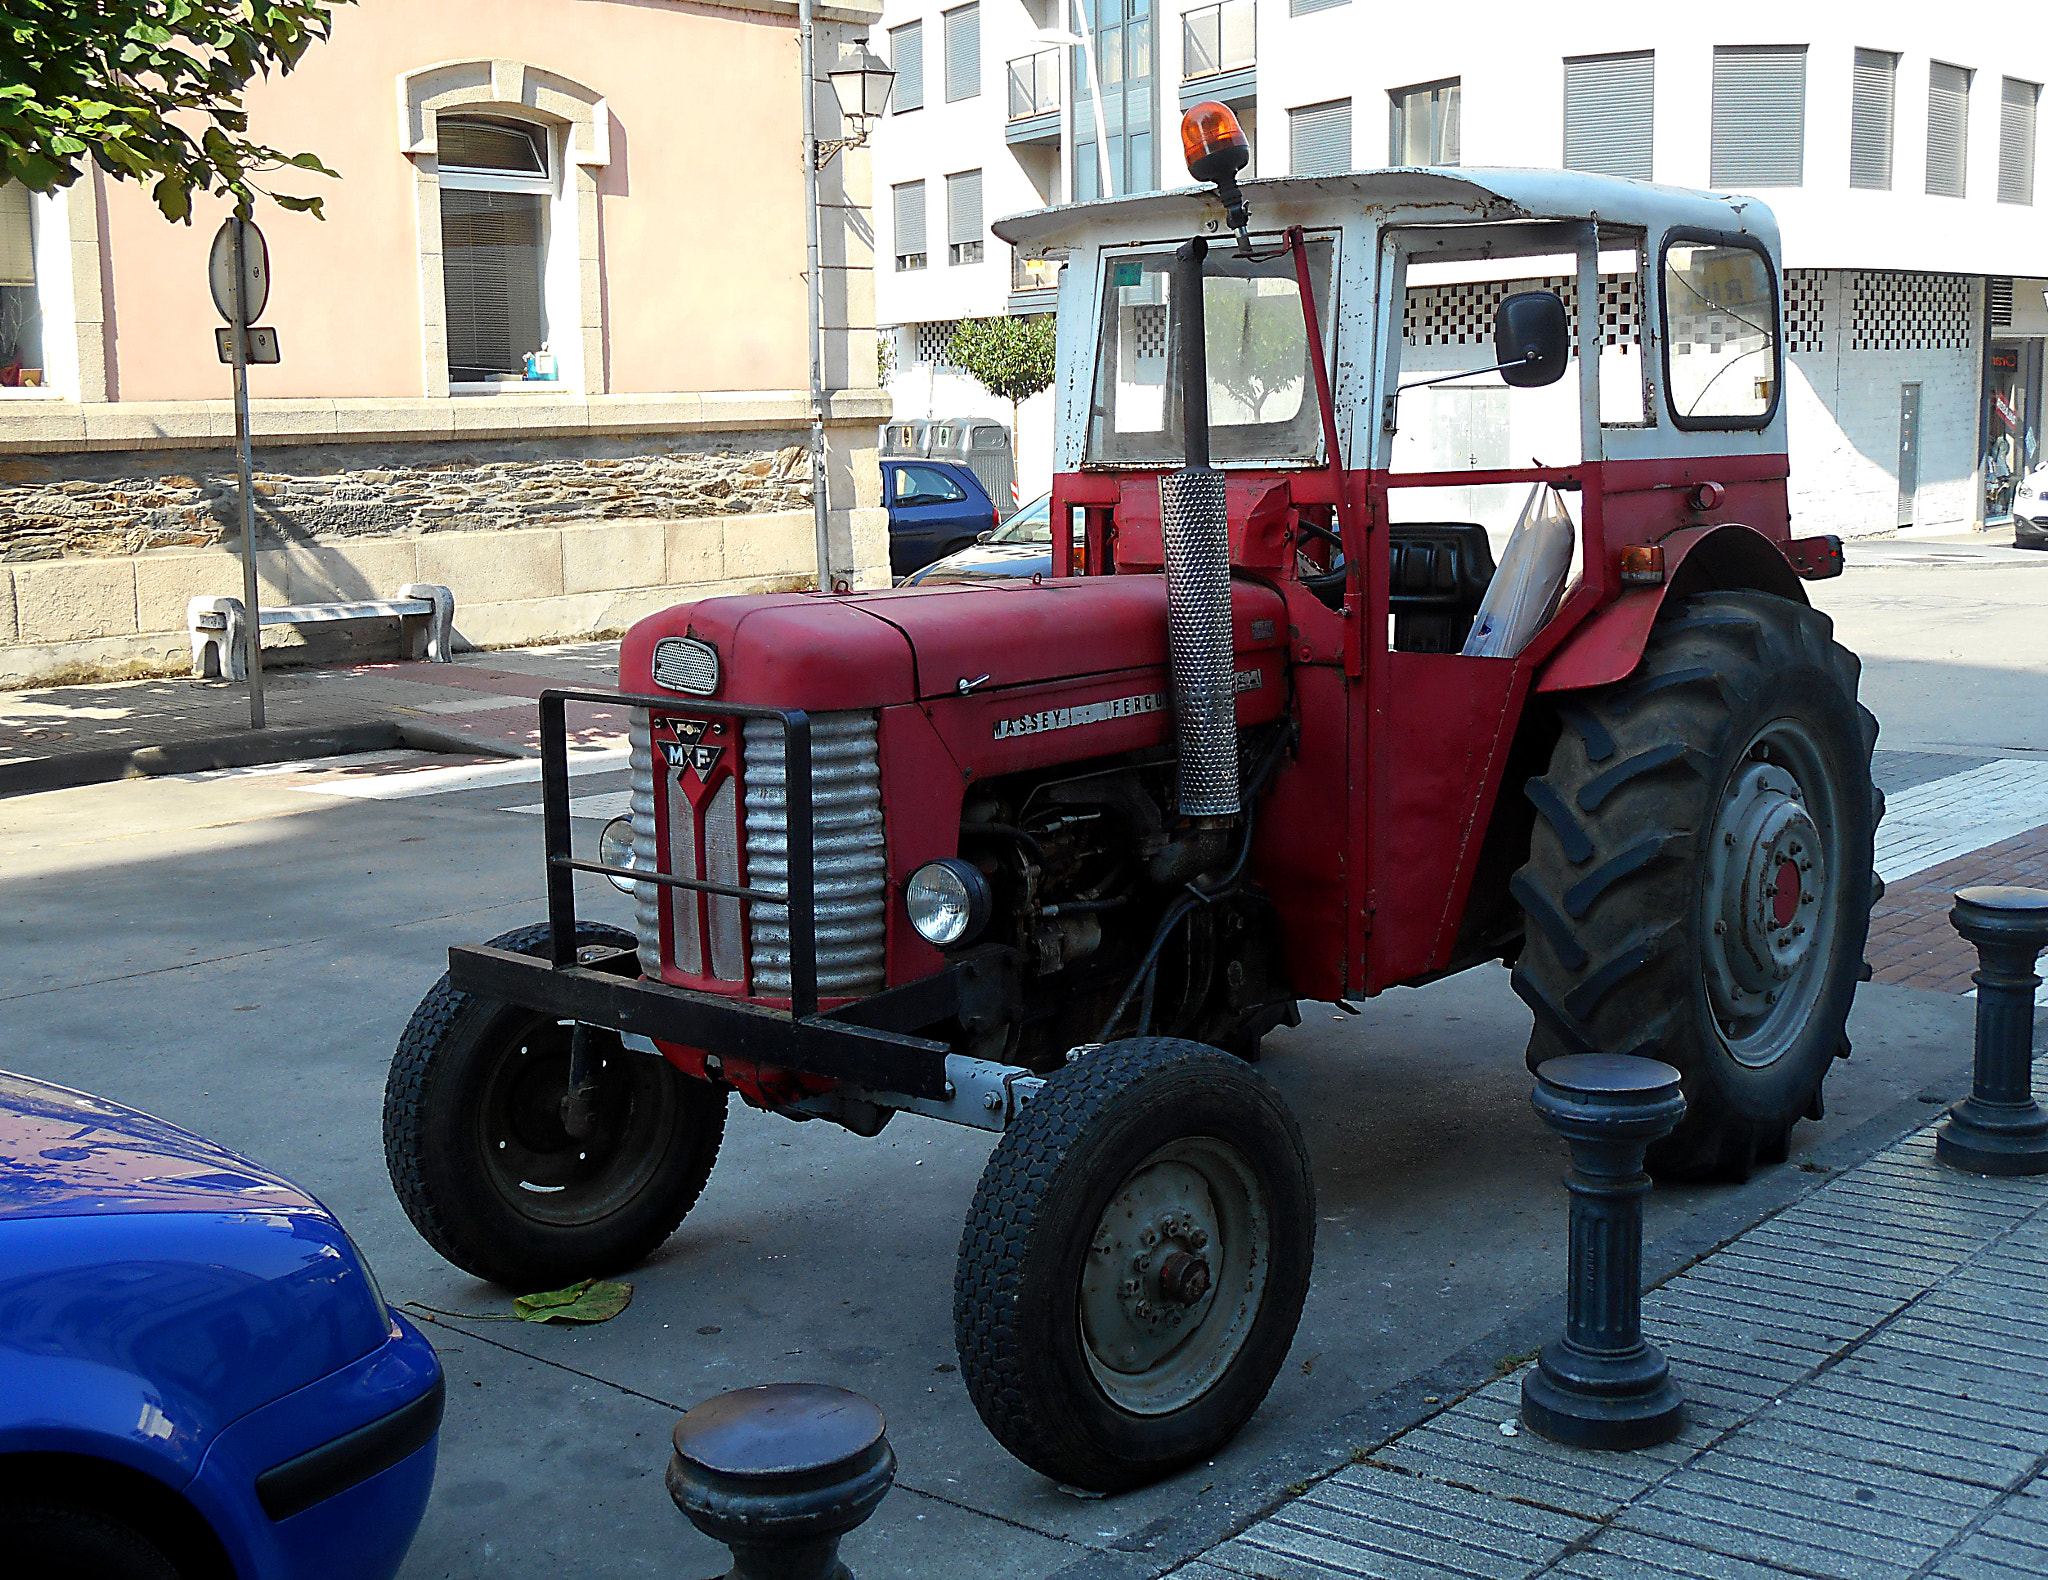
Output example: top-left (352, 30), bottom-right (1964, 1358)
top-left (1703, 755), bottom-right (1830, 1061)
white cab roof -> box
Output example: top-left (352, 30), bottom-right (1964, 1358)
top-left (994, 168), bottom-right (1780, 256)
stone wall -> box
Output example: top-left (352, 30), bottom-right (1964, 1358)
top-left (0, 430), bottom-right (814, 563)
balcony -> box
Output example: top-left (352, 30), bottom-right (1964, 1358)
top-left (1006, 49), bottom-right (1060, 147)
top-left (1180, 0), bottom-right (1255, 111)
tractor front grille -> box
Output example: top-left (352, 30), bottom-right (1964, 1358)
top-left (743, 713), bottom-right (888, 999)
top-left (627, 708), bottom-right (887, 999)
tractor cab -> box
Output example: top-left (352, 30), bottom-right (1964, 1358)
top-left (387, 106), bottom-right (1873, 1498)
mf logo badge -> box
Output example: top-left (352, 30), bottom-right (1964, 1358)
top-left (655, 717), bottom-right (723, 778)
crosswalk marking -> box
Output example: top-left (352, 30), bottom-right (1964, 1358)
top-left (294, 745), bottom-right (630, 801)
top-left (1874, 758), bottom-right (2048, 883)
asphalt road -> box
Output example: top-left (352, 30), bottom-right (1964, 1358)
top-left (1, 549), bottom-right (2039, 1579)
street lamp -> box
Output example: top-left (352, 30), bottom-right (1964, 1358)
top-left (817, 41), bottom-right (895, 167)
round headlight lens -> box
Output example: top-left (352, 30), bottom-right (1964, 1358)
top-left (905, 858), bottom-right (992, 947)
top-left (599, 815), bottom-right (638, 894)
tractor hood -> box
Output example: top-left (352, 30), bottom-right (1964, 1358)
top-left (621, 577), bottom-right (1288, 708)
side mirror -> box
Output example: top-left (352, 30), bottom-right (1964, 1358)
top-left (1494, 291), bottom-right (1571, 388)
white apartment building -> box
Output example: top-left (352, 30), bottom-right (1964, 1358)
top-left (872, 5), bottom-right (2048, 534)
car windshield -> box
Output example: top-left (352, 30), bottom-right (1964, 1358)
top-left (1087, 238), bottom-right (1335, 467)
top-left (992, 495), bottom-right (1053, 544)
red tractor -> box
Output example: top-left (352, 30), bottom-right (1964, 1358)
top-left (384, 105), bottom-right (1876, 1492)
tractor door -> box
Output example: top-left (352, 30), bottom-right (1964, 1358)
top-left (1357, 221), bottom-right (1649, 990)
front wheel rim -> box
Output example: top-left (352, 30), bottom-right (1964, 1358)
top-left (1700, 718), bottom-right (1843, 1069)
top-left (1076, 1136), bottom-right (1271, 1416)
top-left (475, 1017), bottom-right (676, 1228)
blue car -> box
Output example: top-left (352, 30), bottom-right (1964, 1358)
top-left (882, 458), bottom-right (999, 578)
top-left (0, 1070), bottom-right (441, 1580)
top-left (902, 492), bottom-right (1064, 585)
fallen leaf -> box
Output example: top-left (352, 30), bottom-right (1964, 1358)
top-left (513, 1278), bottom-right (634, 1323)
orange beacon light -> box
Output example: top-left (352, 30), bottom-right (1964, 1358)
top-left (1180, 102), bottom-right (1251, 235)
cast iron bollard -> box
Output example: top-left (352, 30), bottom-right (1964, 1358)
top-left (1520, 1053), bottom-right (1688, 1450)
top-left (1936, 886), bottom-right (2048, 1176)
top-left (666, 1383), bottom-right (895, 1580)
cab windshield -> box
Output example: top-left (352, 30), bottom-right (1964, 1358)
top-left (1086, 239), bottom-right (1334, 466)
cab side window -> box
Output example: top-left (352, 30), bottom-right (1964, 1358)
top-left (1661, 237), bottom-right (1780, 429)
top-left (893, 465), bottom-right (968, 505)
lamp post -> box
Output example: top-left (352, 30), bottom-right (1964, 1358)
top-left (797, 10), bottom-right (894, 593)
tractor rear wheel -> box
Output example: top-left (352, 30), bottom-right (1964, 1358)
top-left (953, 1037), bottom-right (1314, 1490)
top-left (383, 921), bottom-right (728, 1289)
top-left (1512, 591), bottom-right (1879, 1181)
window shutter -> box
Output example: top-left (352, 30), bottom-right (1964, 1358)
top-left (890, 21), bottom-right (923, 112)
top-left (440, 189), bottom-right (546, 380)
top-left (944, 4), bottom-right (979, 103)
top-left (0, 182), bottom-right (32, 288)
top-left (1710, 45), bottom-right (1807, 188)
top-left (893, 180), bottom-right (927, 259)
top-left (1926, 61), bottom-right (1971, 198)
top-left (1289, 99), bottom-right (1351, 176)
top-left (2000, 77), bottom-right (2038, 205)
top-left (1564, 52), bottom-right (1654, 180)
top-left (1289, 0), bottom-right (1347, 16)
top-left (1849, 49), bottom-right (1896, 190)
top-left (947, 169), bottom-right (983, 246)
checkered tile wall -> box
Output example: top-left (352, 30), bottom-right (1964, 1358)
top-left (1404, 274), bottom-right (1640, 348)
top-left (1849, 273), bottom-right (1973, 352)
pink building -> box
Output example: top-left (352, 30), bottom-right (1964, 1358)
top-left (0, 0), bottom-right (889, 683)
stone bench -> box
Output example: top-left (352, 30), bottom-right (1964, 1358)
top-left (188, 584), bottom-right (455, 680)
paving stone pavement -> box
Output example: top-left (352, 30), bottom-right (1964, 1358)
top-left (1177, 1122), bottom-right (2048, 1580)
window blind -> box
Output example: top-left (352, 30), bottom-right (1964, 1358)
top-left (1926, 61), bottom-right (1971, 198)
top-left (1710, 45), bottom-right (1807, 188)
top-left (440, 188), bottom-right (546, 381)
top-left (2000, 77), bottom-right (2038, 205)
top-left (944, 4), bottom-right (979, 103)
top-left (1849, 49), bottom-right (1896, 190)
top-left (893, 180), bottom-right (927, 269)
top-left (1288, 0), bottom-right (1347, 16)
top-left (1564, 52), bottom-right (1654, 180)
top-left (0, 182), bottom-right (32, 288)
top-left (1290, 99), bottom-right (1351, 176)
top-left (890, 21), bottom-right (923, 112)
top-left (946, 170), bottom-right (983, 246)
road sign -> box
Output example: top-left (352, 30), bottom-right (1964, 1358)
top-left (215, 326), bottom-right (281, 365)
top-left (208, 217), bottom-right (271, 325)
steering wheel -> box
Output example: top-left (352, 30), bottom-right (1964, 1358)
top-left (1293, 520), bottom-right (1349, 599)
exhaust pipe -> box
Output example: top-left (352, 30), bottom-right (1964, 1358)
top-left (1160, 236), bottom-right (1240, 820)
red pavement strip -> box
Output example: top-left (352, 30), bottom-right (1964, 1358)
top-left (341, 662), bottom-right (630, 754)
top-left (1866, 822), bottom-right (2048, 993)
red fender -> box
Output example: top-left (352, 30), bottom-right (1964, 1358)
top-left (1535, 523), bottom-right (1823, 695)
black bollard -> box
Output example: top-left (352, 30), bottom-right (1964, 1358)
top-left (667, 1383), bottom-right (895, 1580)
top-left (1520, 1053), bottom-right (1687, 1451)
top-left (1936, 886), bottom-right (2048, 1176)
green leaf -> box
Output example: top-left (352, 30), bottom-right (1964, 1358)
top-left (512, 1279), bottom-right (635, 1324)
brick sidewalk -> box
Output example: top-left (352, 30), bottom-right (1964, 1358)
top-left (0, 641), bottom-right (627, 786)
top-left (1176, 1121), bottom-right (2048, 1580)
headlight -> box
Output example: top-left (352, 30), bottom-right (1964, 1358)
top-left (599, 815), bottom-right (638, 894)
top-left (905, 858), bottom-right (992, 947)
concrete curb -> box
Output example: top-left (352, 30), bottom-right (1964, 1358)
top-left (0, 718), bottom-right (521, 798)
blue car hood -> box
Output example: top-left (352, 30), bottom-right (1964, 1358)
top-left (0, 1070), bottom-right (319, 1223)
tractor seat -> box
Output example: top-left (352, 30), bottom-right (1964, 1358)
top-left (1387, 523), bottom-right (1497, 654)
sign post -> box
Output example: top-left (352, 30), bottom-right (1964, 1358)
top-left (209, 216), bottom-right (273, 729)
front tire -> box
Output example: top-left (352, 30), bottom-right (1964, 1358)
top-left (383, 921), bottom-right (728, 1288)
top-left (1, 1499), bottom-right (183, 1580)
top-left (954, 1038), bottom-right (1314, 1491)
top-left (1513, 592), bottom-right (1879, 1181)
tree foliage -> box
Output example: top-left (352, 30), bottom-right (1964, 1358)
top-left (946, 314), bottom-right (1056, 408)
top-left (0, 0), bottom-right (352, 222)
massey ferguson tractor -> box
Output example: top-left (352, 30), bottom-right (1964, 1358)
top-left (384, 104), bottom-right (1877, 1492)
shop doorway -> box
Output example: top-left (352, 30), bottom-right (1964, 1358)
top-left (1984, 339), bottom-right (2044, 523)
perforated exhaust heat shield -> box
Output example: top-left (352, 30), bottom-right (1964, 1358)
top-left (1159, 464), bottom-right (1240, 818)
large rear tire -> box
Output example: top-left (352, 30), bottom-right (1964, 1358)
top-left (1512, 591), bottom-right (1879, 1181)
top-left (953, 1037), bottom-right (1314, 1491)
top-left (383, 921), bottom-right (728, 1289)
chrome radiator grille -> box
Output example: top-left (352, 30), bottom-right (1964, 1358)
top-left (744, 713), bottom-right (887, 998)
top-left (628, 711), bottom-right (663, 977)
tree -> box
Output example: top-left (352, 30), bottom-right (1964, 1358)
top-left (0, 0), bottom-right (352, 222)
top-left (945, 313), bottom-right (1056, 460)
top-left (1204, 285), bottom-right (1305, 425)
